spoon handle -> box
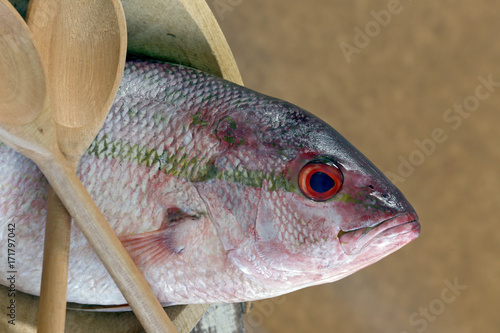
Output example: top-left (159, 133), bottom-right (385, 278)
top-left (38, 152), bottom-right (178, 333)
top-left (37, 186), bottom-right (72, 333)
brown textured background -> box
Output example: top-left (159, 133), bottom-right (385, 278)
top-left (208, 0), bottom-right (500, 332)
top-left (2, 1), bottom-right (499, 332)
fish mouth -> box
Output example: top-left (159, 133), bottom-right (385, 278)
top-left (338, 212), bottom-right (420, 255)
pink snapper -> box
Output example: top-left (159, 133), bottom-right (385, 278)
top-left (0, 59), bottom-right (420, 306)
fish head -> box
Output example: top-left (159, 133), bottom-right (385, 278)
top-left (205, 96), bottom-right (420, 287)
top-left (253, 146), bottom-right (420, 280)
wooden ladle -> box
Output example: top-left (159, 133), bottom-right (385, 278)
top-left (23, 0), bottom-right (127, 331)
top-left (0, 1), bottom-right (177, 332)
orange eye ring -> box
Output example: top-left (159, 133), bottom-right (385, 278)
top-left (298, 162), bottom-right (343, 201)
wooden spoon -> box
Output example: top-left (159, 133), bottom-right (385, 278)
top-left (24, 0), bottom-right (127, 331)
top-left (0, 1), bottom-right (177, 332)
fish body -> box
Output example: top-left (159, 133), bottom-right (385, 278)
top-left (0, 59), bottom-right (420, 306)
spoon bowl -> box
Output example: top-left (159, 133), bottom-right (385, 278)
top-left (0, 10), bottom-right (45, 126)
top-left (27, 0), bottom-right (127, 161)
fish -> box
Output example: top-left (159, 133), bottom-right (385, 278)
top-left (0, 58), bottom-right (420, 306)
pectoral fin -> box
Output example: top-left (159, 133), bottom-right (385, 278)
top-left (119, 207), bottom-right (201, 266)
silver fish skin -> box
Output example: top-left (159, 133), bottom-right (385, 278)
top-left (0, 58), bottom-right (420, 306)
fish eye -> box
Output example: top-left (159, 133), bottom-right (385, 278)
top-left (298, 162), bottom-right (343, 201)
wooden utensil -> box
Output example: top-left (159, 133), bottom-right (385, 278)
top-left (23, 0), bottom-right (127, 331)
top-left (0, 1), bottom-right (177, 332)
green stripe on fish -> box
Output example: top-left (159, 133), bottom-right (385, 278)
top-left (86, 135), bottom-right (297, 192)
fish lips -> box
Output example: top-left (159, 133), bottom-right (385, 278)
top-left (338, 212), bottom-right (420, 256)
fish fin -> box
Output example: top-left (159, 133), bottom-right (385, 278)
top-left (66, 302), bottom-right (133, 312)
top-left (119, 208), bottom-right (201, 266)
top-left (66, 302), bottom-right (174, 312)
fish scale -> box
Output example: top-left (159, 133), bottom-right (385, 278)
top-left (0, 58), bottom-right (419, 307)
